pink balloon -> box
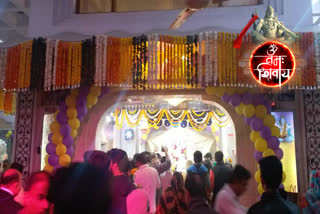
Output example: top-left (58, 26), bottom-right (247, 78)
top-left (251, 118), bottom-right (263, 131)
top-left (260, 126), bottom-right (271, 139)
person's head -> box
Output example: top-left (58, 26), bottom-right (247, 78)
top-left (10, 162), bottom-right (24, 174)
top-left (204, 153), bottom-right (212, 162)
top-left (135, 152), bottom-right (151, 168)
top-left (203, 160), bottom-right (212, 171)
top-left (0, 168), bottom-right (22, 196)
top-left (185, 173), bottom-right (207, 198)
top-left (215, 151), bottom-right (224, 162)
top-left (84, 150), bottom-right (110, 170)
top-left (23, 171), bottom-right (50, 214)
top-left (127, 189), bottom-right (149, 214)
top-left (2, 159), bottom-right (11, 171)
top-left (47, 163), bottom-right (111, 214)
top-left (171, 172), bottom-right (184, 192)
top-left (193, 151), bottom-right (202, 164)
top-left (160, 156), bottom-right (166, 164)
top-left (110, 149), bottom-right (130, 175)
top-left (229, 165), bottom-right (251, 196)
top-left (150, 153), bottom-right (158, 165)
top-left (259, 156), bottom-right (283, 191)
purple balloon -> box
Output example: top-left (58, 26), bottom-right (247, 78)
top-left (230, 94), bottom-right (241, 107)
top-left (77, 96), bottom-right (87, 107)
top-left (46, 143), bottom-right (56, 155)
top-left (48, 133), bottom-right (53, 143)
top-left (254, 151), bottom-right (263, 161)
top-left (253, 94), bottom-right (265, 106)
top-left (57, 112), bottom-right (68, 124)
top-left (48, 154), bottom-right (59, 166)
top-left (60, 124), bottom-right (71, 137)
top-left (67, 146), bottom-right (74, 156)
top-left (275, 148), bottom-right (284, 159)
top-left (63, 135), bottom-right (74, 147)
top-left (59, 103), bottom-right (68, 113)
top-left (79, 87), bottom-right (90, 97)
top-left (251, 118), bottom-right (263, 131)
top-left (266, 136), bottom-right (280, 150)
top-left (279, 183), bottom-right (284, 189)
top-left (221, 94), bottom-right (231, 103)
top-left (244, 116), bottom-right (255, 126)
top-left (242, 93), bottom-right (253, 104)
top-left (260, 126), bottom-right (271, 139)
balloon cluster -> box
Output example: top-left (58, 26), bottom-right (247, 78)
top-left (44, 86), bottom-right (101, 173)
top-left (206, 87), bottom-right (286, 194)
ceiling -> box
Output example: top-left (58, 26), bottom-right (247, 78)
top-left (0, 0), bottom-right (30, 47)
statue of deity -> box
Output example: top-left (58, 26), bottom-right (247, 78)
top-left (251, 6), bottom-right (300, 45)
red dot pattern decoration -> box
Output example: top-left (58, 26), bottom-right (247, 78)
top-left (249, 41), bottom-right (296, 87)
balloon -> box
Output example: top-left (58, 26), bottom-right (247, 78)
top-left (242, 93), bottom-right (253, 104)
top-left (56, 144), bottom-right (67, 156)
top-left (48, 133), bottom-right (53, 143)
top-left (52, 133), bottom-right (63, 145)
top-left (57, 112), bottom-right (68, 124)
top-left (244, 116), bottom-right (254, 126)
top-left (263, 114), bottom-right (276, 128)
top-left (43, 164), bottom-right (54, 173)
top-left (255, 170), bottom-right (261, 183)
top-left (68, 118), bottom-right (80, 129)
top-left (67, 108), bottom-right (77, 119)
top-left (87, 95), bottom-right (98, 106)
top-left (235, 103), bottom-right (245, 115)
top-left (63, 135), bottom-right (74, 147)
top-left (45, 154), bottom-right (49, 165)
top-left (258, 183), bottom-right (264, 194)
top-left (70, 88), bottom-right (79, 96)
top-left (253, 94), bottom-right (265, 106)
top-left (225, 88), bottom-right (236, 96)
top-left (275, 148), bottom-right (284, 159)
top-left (260, 126), bottom-right (271, 139)
top-left (250, 131), bottom-right (261, 143)
top-left (244, 104), bottom-right (255, 118)
top-left (271, 126), bottom-right (281, 137)
top-left (266, 136), bottom-right (280, 150)
top-left (255, 138), bottom-right (268, 152)
top-left (77, 105), bottom-right (87, 121)
top-left (215, 87), bottom-right (226, 97)
top-left (282, 172), bottom-right (286, 182)
top-left (48, 154), bottom-right (59, 166)
top-left (50, 121), bottom-right (61, 133)
top-left (59, 103), bottom-right (68, 113)
top-left (90, 86), bottom-right (102, 97)
top-left (54, 111), bottom-right (59, 120)
top-left (79, 87), bottom-right (90, 97)
top-left (46, 143), bottom-right (56, 155)
top-left (205, 87), bottom-right (215, 95)
top-left (76, 96), bottom-right (87, 107)
top-left (67, 146), bottom-right (74, 156)
top-left (221, 94), bottom-right (231, 103)
top-left (60, 124), bottom-right (71, 137)
top-left (185, 0), bottom-right (209, 9)
top-left (142, 134), bottom-right (147, 140)
top-left (70, 129), bottom-right (78, 138)
top-left (251, 117), bottom-right (263, 131)
top-left (230, 94), bottom-right (241, 106)
top-left (254, 151), bottom-right (263, 161)
top-left (263, 148), bottom-right (275, 157)
top-left (59, 154), bottom-right (71, 167)
top-left (66, 95), bottom-right (77, 107)
top-left (255, 105), bottom-right (267, 119)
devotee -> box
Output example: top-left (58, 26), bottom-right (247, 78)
top-left (204, 153), bottom-right (213, 164)
top-left (135, 152), bottom-right (161, 214)
top-left (150, 146), bottom-right (171, 175)
top-left (0, 168), bottom-right (23, 214)
top-left (301, 170), bottom-right (320, 214)
top-left (10, 162), bottom-right (24, 204)
top-left (1, 159), bottom-right (11, 173)
top-left (212, 151), bottom-right (233, 203)
top-left (47, 162), bottom-right (111, 214)
top-left (10, 162), bottom-right (24, 174)
top-left (159, 156), bottom-right (173, 192)
top-left (127, 189), bottom-right (149, 214)
top-left (157, 172), bottom-right (189, 214)
top-left (247, 156), bottom-right (299, 214)
top-left (214, 165), bottom-right (251, 214)
top-left (84, 150), bottom-right (110, 170)
top-left (203, 160), bottom-right (215, 197)
top-left (20, 171), bottom-right (50, 214)
top-left (109, 149), bottom-right (136, 214)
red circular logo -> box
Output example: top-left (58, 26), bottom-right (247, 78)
top-left (249, 41), bottom-right (296, 87)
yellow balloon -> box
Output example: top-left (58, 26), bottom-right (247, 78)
top-left (282, 172), bottom-right (286, 182)
top-left (68, 118), bottom-right (80, 129)
top-left (271, 126), bottom-right (280, 137)
top-left (54, 111), bottom-right (59, 120)
top-left (215, 88), bottom-right (226, 97)
top-left (45, 154), bottom-right (49, 165)
top-left (66, 95), bottom-right (77, 107)
top-left (255, 170), bottom-right (261, 183)
top-left (263, 148), bottom-right (275, 157)
top-left (70, 88), bottom-right (79, 96)
top-left (50, 121), bottom-right (61, 133)
top-left (255, 138), bottom-right (268, 152)
top-left (43, 164), bottom-right (54, 174)
top-left (142, 134), bottom-right (147, 140)
top-left (71, 129), bottom-right (78, 138)
top-left (244, 104), bottom-right (256, 118)
top-left (225, 88), bottom-right (236, 95)
top-left (258, 183), bottom-right (264, 194)
top-left (205, 87), bottom-right (215, 95)
top-left (56, 144), bottom-right (67, 156)
top-left (263, 114), bottom-right (276, 128)
top-left (87, 95), bottom-right (98, 106)
top-left (52, 133), bottom-right (63, 145)
top-left (235, 103), bottom-right (245, 115)
top-left (67, 108), bottom-right (78, 119)
top-left (86, 103), bottom-right (92, 109)
top-left (59, 154), bottom-right (71, 167)
top-left (90, 86), bottom-right (101, 97)
top-left (250, 131), bottom-right (261, 143)
top-left (236, 88), bottom-right (248, 94)
top-left (255, 105), bottom-right (267, 119)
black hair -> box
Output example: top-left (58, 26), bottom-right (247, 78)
top-left (185, 173), bottom-right (207, 198)
top-left (203, 160), bottom-right (212, 171)
top-left (136, 152), bottom-right (151, 164)
top-left (171, 172), bottom-right (184, 193)
top-left (193, 151), bottom-right (202, 163)
top-left (156, 153), bottom-right (161, 160)
top-left (160, 157), bottom-right (166, 164)
top-left (10, 162), bottom-right (24, 174)
top-left (229, 165), bottom-right (251, 184)
top-left (215, 151), bottom-right (224, 162)
top-left (204, 153), bottom-right (213, 161)
top-left (0, 172), bottom-right (20, 186)
top-left (259, 156), bottom-right (283, 190)
top-left (25, 171), bottom-right (50, 192)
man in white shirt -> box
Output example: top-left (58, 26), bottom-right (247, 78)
top-left (214, 165), bottom-right (251, 214)
top-left (134, 152), bottom-right (161, 214)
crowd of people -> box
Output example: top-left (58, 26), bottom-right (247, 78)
top-left (0, 147), bottom-right (319, 214)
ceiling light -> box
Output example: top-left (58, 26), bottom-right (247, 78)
top-left (0, 40), bottom-right (4, 43)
